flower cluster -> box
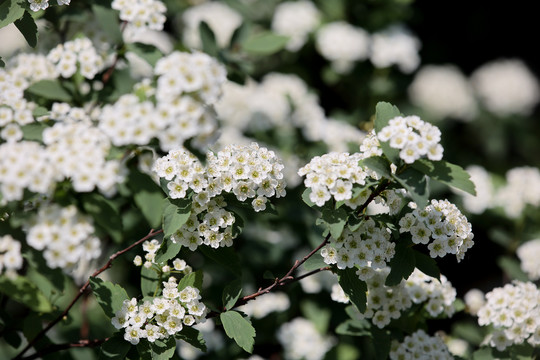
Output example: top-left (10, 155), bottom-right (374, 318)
top-left (28, 0), bottom-right (70, 12)
top-left (277, 318), bottom-right (334, 360)
top-left (389, 329), bottom-right (454, 360)
top-left (181, 2), bottom-right (242, 49)
top-left (239, 292), bottom-right (290, 319)
top-left (404, 269), bottom-right (457, 318)
top-left (153, 144), bottom-right (286, 250)
top-left (111, 0), bottom-right (166, 32)
top-left (0, 235), bottom-right (23, 278)
top-left (133, 238), bottom-right (193, 275)
top-left (370, 25), bottom-right (421, 74)
top-left (23, 204), bottom-right (101, 275)
top-left (495, 166), bottom-right (540, 218)
top-left (321, 220), bottom-right (395, 281)
top-left (47, 37), bottom-right (105, 79)
top-left (271, 1), bottom-right (320, 52)
top-left (516, 239), bottom-right (540, 281)
top-left (298, 152), bottom-right (372, 207)
top-left (112, 277), bottom-right (207, 344)
top-left (377, 115), bottom-right (444, 164)
top-left (316, 21), bottom-right (370, 74)
top-left (399, 199), bottom-right (474, 262)
top-left (477, 281), bottom-right (540, 350)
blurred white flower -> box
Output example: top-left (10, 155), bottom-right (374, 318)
top-left (370, 25), bottom-right (421, 74)
top-left (272, 0), bottom-right (320, 51)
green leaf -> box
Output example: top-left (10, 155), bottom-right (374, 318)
top-left (338, 268), bottom-right (367, 313)
top-left (89, 276), bottom-right (129, 319)
top-left (82, 193), bottom-right (123, 243)
top-left (241, 32), bottom-right (289, 55)
top-left (220, 310), bottom-right (256, 353)
top-left (99, 332), bottom-right (131, 360)
top-left (92, 4), bottom-right (122, 43)
top-left (128, 171), bottom-right (165, 229)
top-left (32, 106), bottom-right (48, 117)
top-left (413, 250), bottom-right (440, 280)
top-left (14, 10), bottom-right (37, 48)
top-left (21, 122), bottom-right (47, 142)
top-left (126, 42), bottom-right (163, 67)
top-left (452, 321), bottom-right (485, 346)
top-left (374, 102), bottom-right (401, 164)
top-left (301, 188), bottom-right (315, 207)
top-left (393, 167), bottom-right (429, 208)
top-left (222, 278), bottom-right (243, 310)
top-left (0, 56), bottom-right (4, 67)
top-left (497, 256), bottom-right (529, 282)
top-left (0, 275), bottom-right (53, 313)
top-left (154, 240), bottom-right (182, 264)
top-left (317, 206), bottom-right (348, 239)
top-left (301, 300), bottom-right (331, 334)
top-left (228, 21), bottom-right (250, 49)
top-left (385, 241), bottom-right (415, 286)
top-left (0, 0), bottom-right (25, 29)
top-left (175, 327), bottom-right (207, 352)
top-left (162, 197), bottom-right (192, 239)
top-left (335, 319), bottom-right (371, 336)
top-left (360, 156), bottom-right (392, 178)
top-left (199, 21), bottom-right (219, 57)
top-left (473, 347), bottom-right (496, 360)
top-left (177, 270), bottom-right (204, 292)
top-left (150, 336), bottom-right (177, 360)
top-left (303, 250), bottom-right (327, 271)
top-left (25, 79), bottom-right (72, 102)
top-left (412, 159), bottom-right (476, 196)
top-left (141, 266), bottom-right (161, 297)
top-left (371, 327), bottom-right (391, 360)
top-left (199, 245), bottom-right (242, 276)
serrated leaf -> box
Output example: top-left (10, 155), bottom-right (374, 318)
top-left (413, 250), bottom-right (440, 280)
top-left (412, 159), bottom-right (476, 196)
top-left (385, 241), bottom-right (415, 286)
top-left (199, 21), bottom-right (218, 57)
top-left (222, 278), bottom-right (243, 310)
top-left (360, 156), bottom-right (392, 178)
top-left (374, 102), bottom-right (402, 164)
top-left (89, 277), bottom-right (129, 318)
top-left (25, 79), bottom-right (72, 102)
top-left (318, 206), bottom-right (348, 239)
top-left (497, 256), bottom-right (529, 282)
top-left (303, 250), bottom-right (327, 271)
top-left (199, 245), bottom-right (241, 276)
top-left (0, 275), bottom-right (53, 313)
top-left (99, 332), bottom-right (131, 360)
top-left (393, 167), bottom-right (429, 208)
top-left (177, 270), bottom-right (204, 292)
top-left (14, 10), bottom-right (37, 48)
top-left (162, 197), bottom-right (191, 239)
top-left (335, 319), bottom-right (371, 336)
top-left (92, 4), bottom-right (122, 43)
top-left (126, 42), bottom-right (162, 67)
top-left (220, 310), bottom-right (256, 353)
top-left (175, 327), bottom-right (207, 352)
top-left (241, 32), bottom-right (289, 55)
top-left (128, 171), bottom-right (165, 229)
top-left (141, 266), bottom-right (161, 297)
top-left (0, 0), bottom-right (25, 29)
top-left (82, 193), bottom-right (123, 243)
top-left (338, 268), bottom-right (367, 313)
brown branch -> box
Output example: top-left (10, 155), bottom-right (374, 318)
top-left (19, 338), bottom-right (108, 360)
top-left (101, 21), bottom-right (127, 86)
top-left (13, 228), bottom-right (163, 360)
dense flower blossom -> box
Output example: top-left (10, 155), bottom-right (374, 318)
top-left (28, 0), bottom-right (70, 12)
top-left (494, 166), bottom-right (540, 218)
top-left (476, 281), bottom-right (540, 350)
top-left (111, 277), bottom-right (207, 344)
top-left (271, 0), bottom-right (320, 51)
top-left (516, 239), bottom-right (540, 281)
top-left (454, 165), bottom-right (494, 214)
top-left (389, 329), bottom-right (454, 360)
top-left (0, 235), bottom-right (24, 278)
top-left (47, 37), bottom-right (106, 79)
top-left (377, 115), bottom-right (444, 163)
top-left (277, 318), bottom-right (334, 360)
top-left (408, 65), bottom-right (478, 121)
top-left (471, 58), bottom-right (540, 116)
top-left (111, 0), bottom-right (166, 32)
top-left (370, 25), bottom-right (421, 74)
top-left (316, 21), bottom-right (370, 73)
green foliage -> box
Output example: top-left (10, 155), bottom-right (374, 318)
top-left (385, 240), bottom-right (416, 286)
top-left (154, 240), bottom-right (182, 264)
top-left (316, 206), bottom-right (348, 239)
top-left (360, 156), bottom-right (393, 179)
top-left (82, 193), bottom-right (123, 243)
top-left (21, 122), bottom-right (48, 142)
top-left (126, 43), bottom-right (163, 67)
top-left (92, 4), bottom-right (122, 44)
top-left (162, 197), bottom-right (192, 239)
top-left (89, 276), bottom-right (129, 319)
top-left (335, 318), bottom-right (371, 336)
top-left (301, 300), bottom-right (331, 334)
top-left (222, 278), bottom-right (243, 310)
top-left (412, 159), bottom-right (477, 196)
top-left (302, 250), bottom-right (327, 271)
top-left (14, 10), bottom-right (38, 48)
top-left (338, 268), bottom-right (367, 312)
top-left (374, 102), bottom-right (401, 164)
top-left (25, 79), bottom-right (73, 102)
top-left (99, 332), bottom-right (131, 360)
top-left (241, 32), bottom-right (289, 55)
top-left (393, 167), bottom-right (429, 208)
top-left (0, 275), bottom-right (53, 313)
top-left (220, 310), bottom-right (256, 353)
top-left (177, 270), bottom-right (204, 292)
top-left (0, 0), bottom-right (25, 29)
top-left (141, 266), bottom-right (161, 297)
top-left (175, 326), bottom-right (207, 352)
top-left (413, 250), bottom-right (440, 280)
top-left (199, 21), bottom-right (219, 57)
top-left (128, 171), bottom-right (165, 229)
top-left (199, 245), bottom-right (242, 276)
top-left (497, 256), bottom-right (529, 282)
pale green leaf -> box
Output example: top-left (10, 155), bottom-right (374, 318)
top-left (0, 0), bottom-right (25, 29)
top-left (241, 32), bottom-right (289, 55)
top-left (177, 270), bottom-right (203, 292)
top-left (89, 276), bottom-right (129, 318)
top-left (393, 167), bottom-right (429, 208)
top-left (25, 79), bottom-right (72, 102)
top-left (99, 332), bottom-right (131, 360)
top-left (374, 102), bottom-right (401, 164)
top-left (0, 275), bottom-right (53, 313)
top-left (175, 327), bottom-right (207, 352)
top-left (222, 278), bottom-right (243, 311)
top-left (220, 310), bottom-right (256, 353)
top-left (162, 197), bottom-right (191, 239)
top-left (412, 159), bottom-right (476, 196)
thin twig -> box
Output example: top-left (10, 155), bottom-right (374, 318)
top-left (19, 338), bottom-right (108, 360)
top-left (13, 228), bottom-right (163, 360)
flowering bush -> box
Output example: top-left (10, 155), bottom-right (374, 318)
top-left (1, 1), bottom-right (540, 360)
